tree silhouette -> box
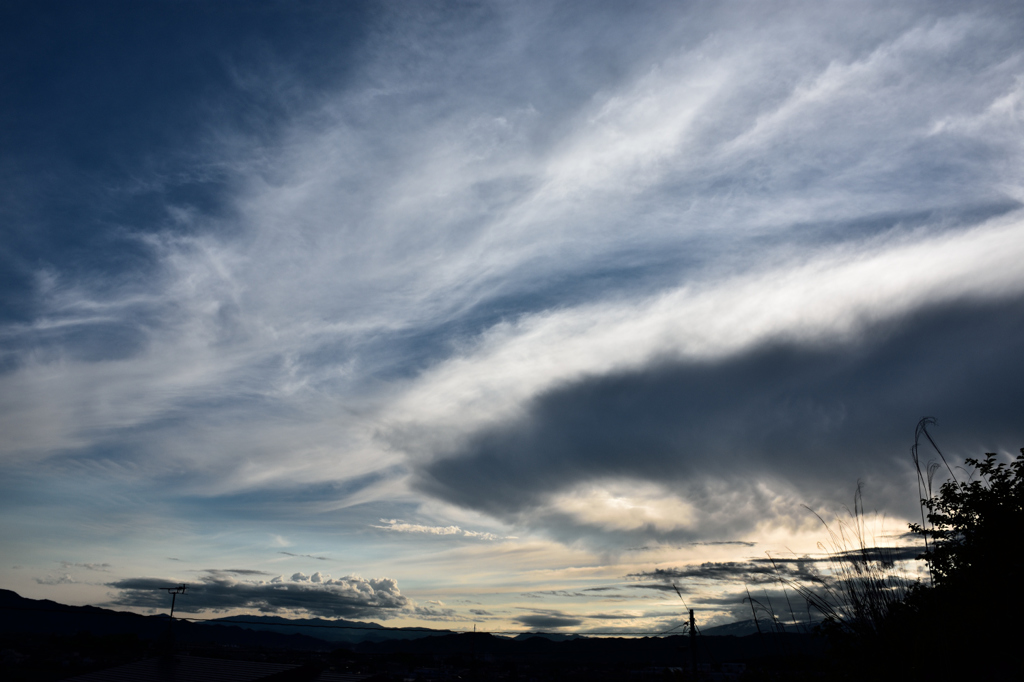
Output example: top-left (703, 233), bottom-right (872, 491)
top-left (892, 447), bottom-right (1024, 681)
top-left (912, 449), bottom-right (1024, 590)
top-left (820, 446), bottom-right (1023, 680)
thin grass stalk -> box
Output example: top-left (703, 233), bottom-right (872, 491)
top-left (745, 586), bottom-right (765, 641)
top-left (780, 497), bottom-right (915, 642)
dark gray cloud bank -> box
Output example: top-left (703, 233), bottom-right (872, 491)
top-left (416, 297), bottom-right (1024, 542)
top-left (109, 572), bottom-right (409, 620)
top-left (515, 612), bottom-right (584, 630)
top-left (629, 545), bottom-right (922, 585)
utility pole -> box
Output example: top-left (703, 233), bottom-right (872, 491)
top-left (689, 609), bottom-right (696, 676)
top-left (471, 623), bottom-right (477, 682)
top-left (164, 585), bottom-right (187, 620)
top-left (161, 585), bottom-right (187, 657)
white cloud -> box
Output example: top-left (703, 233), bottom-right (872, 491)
top-left (60, 562), bottom-right (111, 572)
top-left (4, 8), bottom-right (1020, 483)
top-left (385, 214), bottom-right (1024, 455)
top-left (373, 519), bottom-right (505, 541)
top-left (35, 573), bottom-right (75, 585)
top-left (543, 481), bottom-right (699, 533)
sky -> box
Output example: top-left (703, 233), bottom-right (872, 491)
top-left (2, 0), bottom-right (1023, 634)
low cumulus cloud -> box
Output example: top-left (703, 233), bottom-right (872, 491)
top-left (108, 571), bottom-right (410, 619)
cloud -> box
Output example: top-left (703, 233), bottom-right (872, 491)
top-left (411, 293), bottom-right (1024, 544)
top-left (4, 2), bottom-right (1022, 497)
top-left (278, 552), bottom-right (330, 561)
top-left (372, 519), bottom-right (506, 541)
top-left (511, 607), bottom-right (659, 631)
top-left (628, 546), bottom-right (923, 586)
top-left (35, 573), bottom-right (75, 585)
top-left (630, 562), bottom-right (809, 586)
top-left (60, 562), bottom-right (112, 571)
top-left (514, 611), bottom-right (584, 630)
top-left (108, 573), bottom-right (410, 619)
top-left (692, 542), bottom-right (757, 547)
top-left (414, 600), bottom-right (458, 621)
top-left (630, 583), bottom-right (683, 593)
top-left (520, 586), bottom-right (665, 602)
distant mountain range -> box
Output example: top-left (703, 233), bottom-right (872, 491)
top-left (0, 589), bottom-right (461, 647)
top-left (699, 618), bottom-right (818, 637)
top-left (0, 588), bottom-right (816, 650)
top-left (201, 614), bottom-right (591, 643)
top-left (201, 613), bottom-right (451, 644)
top-left (0, 588), bottom-right (334, 649)
top-left (0, 587), bottom-right (831, 682)
top-left (511, 632), bottom-right (586, 641)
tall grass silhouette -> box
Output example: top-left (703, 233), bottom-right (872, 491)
top-left (766, 418), bottom-right (948, 639)
top-left (785, 485), bottom-right (916, 640)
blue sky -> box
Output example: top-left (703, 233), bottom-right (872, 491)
top-left (2, 0), bottom-right (1023, 632)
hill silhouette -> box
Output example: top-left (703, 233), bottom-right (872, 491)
top-left (1, 588), bottom-right (831, 680)
top-left (0, 589), bottom-right (334, 649)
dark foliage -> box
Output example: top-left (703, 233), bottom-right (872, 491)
top-left (897, 448), bottom-right (1024, 681)
top-left (824, 446), bottom-right (1024, 681)
top-left (912, 449), bottom-right (1024, 588)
